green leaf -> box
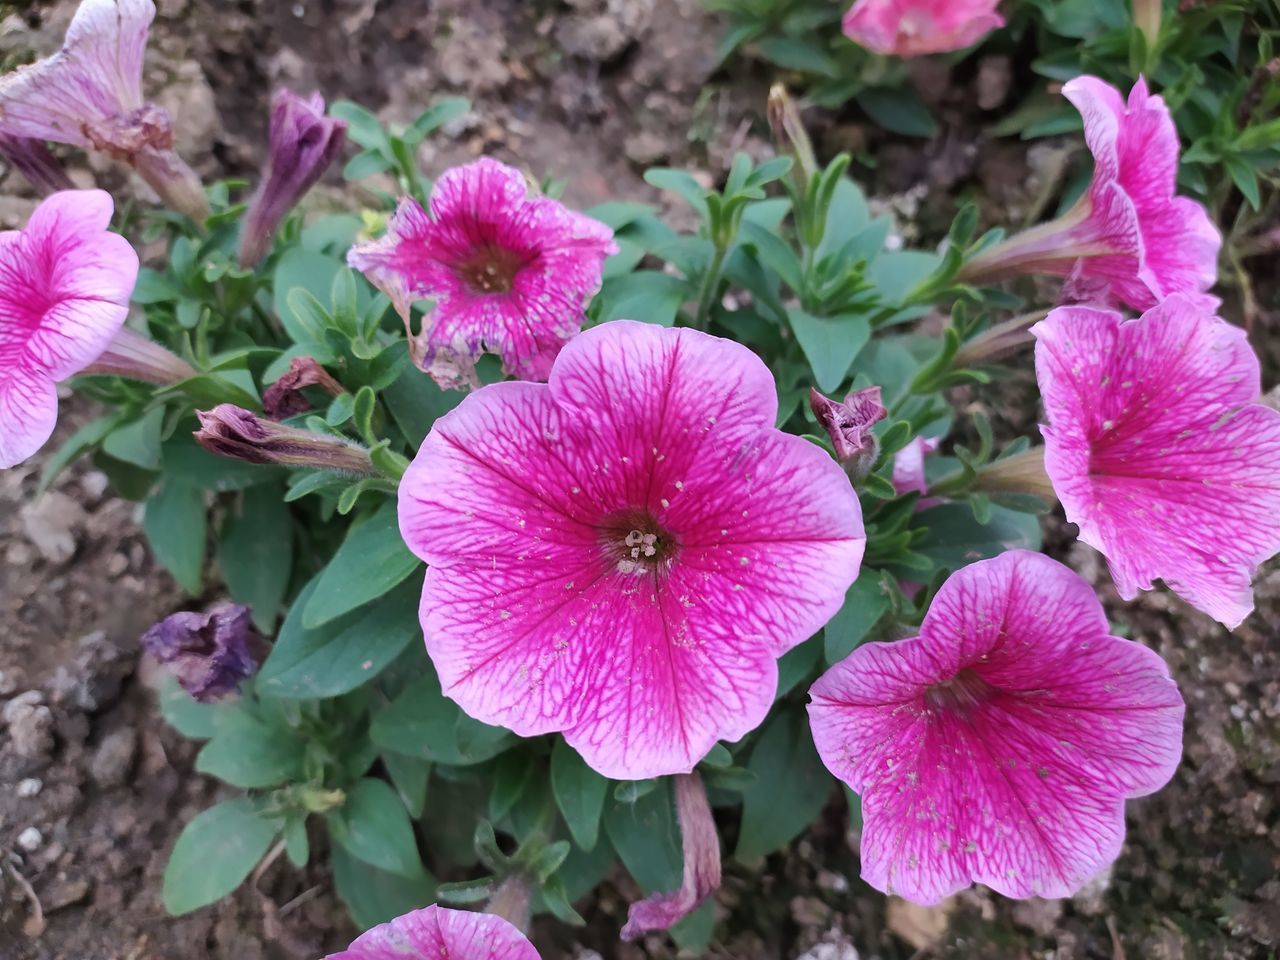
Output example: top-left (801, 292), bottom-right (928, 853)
top-left (163, 798), bottom-right (278, 915)
top-left (144, 481), bottom-right (206, 594)
top-left (37, 414), bottom-right (125, 496)
top-left (273, 249), bottom-right (345, 351)
top-left (344, 149), bottom-right (392, 181)
top-left (604, 781), bottom-right (682, 894)
top-left (327, 778), bottom-right (424, 879)
top-left (735, 708), bottom-right (831, 861)
top-left (776, 634), bottom-right (822, 699)
top-left (195, 709), bottom-right (305, 788)
top-left (408, 97), bottom-right (471, 140)
top-left (1225, 154), bottom-right (1261, 209)
top-left (258, 574), bottom-right (421, 698)
top-left (302, 502), bottom-right (420, 627)
top-left (371, 670), bottom-right (514, 766)
top-left (219, 484), bottom-right (293, 632)
top-left (913, 502), bottom-right (1042, 573)
top-left (163, 429), bottom-right (281, 492)
top-left (156, 675), bottom-right (219, 740)
top-left (859, 86), bottom-right (938, 138)
top-left (787, 308), bottom-right (871, 393)
top-left (597, 272), bottom-right (690, 327)
top-left (383, 361), bottom-right (464, 448)
top-left (824, 575), bottom-right (890, 664)
top-left (383, 752), bottom-right (430, 819)
top-left (551, 738), bottom-right (609, 851)
top-left (331, 843), bottom-right (435, 931)
top-left (329, 100), bottom-right (387, 149)
top-left (869, 250), bottom-right (942, 306)
top-left (284, 818), bottom-right (310, 868)
top-left (102, 408), bottom-right (165, 470)
top-left (642, 169), bottom-right (709, 217)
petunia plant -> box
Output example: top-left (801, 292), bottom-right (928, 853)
top-left (3, 0), bottom-right (1277, 955)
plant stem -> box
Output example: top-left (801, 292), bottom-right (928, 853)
top-left (692, 243), bottom-right (728, 331)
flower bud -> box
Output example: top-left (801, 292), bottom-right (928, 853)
top-left (85, 326), bottom-right (197, 384)
top-left (195, 404), bottom-right (376, 475)
top-left (239, 90), bottom-right (348, 268)
top-left (810, 386), bottom-right (886, 480)
top-left (767, 84), bottom-right (817, 188)
top-left (141, 605), bottom-right (256, 702)
top-left (0, 135), bottom-right (74, 195)
top-left (1133, 0), bottom-right (1161, 53)
top-left (262, 355), bottom-right (346, 419)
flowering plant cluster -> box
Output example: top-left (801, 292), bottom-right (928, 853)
top-left (3, 0), bottom-right (1276, 955)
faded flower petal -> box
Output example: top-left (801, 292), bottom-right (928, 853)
top-left (0, 189), bottom-right (138, 468)
top-left (195, 404), bottom-right (375, 475)
top-left (262, 355), bottom-right (345, 419)
top-left (399, 320), bottom-right (865, 779)
top-left (811, 385), bottom-right (886, 476)
top-left (843, 0), bottom-right (1004, 57)
top-left (1033, 296), bottom-right (1280, 627)
top-left (348, 157), bottom-right (617, 390)
top-left (0, 135), bottom-right (75, 195)
top-left (141, 605), bottom-right (257, 702)
top-left (326, 904), bottom-right (539, 960)
top-left (809, 550), bottom-right (1184, 904)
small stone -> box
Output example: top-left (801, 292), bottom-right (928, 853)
top-left (1012, 897), bottom-right (1064, 936)
top-left (17, 826), bottom-right (42, 851)
top-left (20, 491), bottom-right (87, 564)
top-left (624, 130), bottom-right (668, 167)
top-left (3, 691), bottom-right (55, 761)
top-left (78, 470), bottom-right (110, 503)
top-left (15, 778), bottom-right (42, 798)
top-left (90, 727), bottom-right (138, 788)
top-left (886, 897), bottom-right (954, 950)
top-left (42, 876), bottom-right (91, 912)
top-left (976, 55), bottom-right (1013, 111)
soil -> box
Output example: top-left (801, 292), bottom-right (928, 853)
top-left (1, 2), bottom-right (1278, 959)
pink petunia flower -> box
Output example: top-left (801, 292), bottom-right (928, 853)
top-left (808, 550), bottom-right (1184, 905)
top-left (348, 157), bottom-right (618, 390)
top-left (0, 189), bottom-right (138, 469)
top-left (842, 0), bottom-right (1005, 57)
top-left (326, 904), bottom-right (538, 960)
top-left (0, 0), bottom-right (207, 221)
top-left (398, 320), bottom-right (866, 779)
top-left (959, 77), bottom-right (1220, 310)
top-left (891, 435), bottom-right (942, 508)
top-left (1034, 296), bottom-right (1280, 628)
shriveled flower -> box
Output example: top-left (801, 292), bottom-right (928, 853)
top-left (622, 773), bottom-right (721, 940)
top-left (326, 904), bottom-right (538, 960)
top-left (0, 0), bottom-right (207, 221)
top-left (0, 135), bottom-right (74, 195)
top-left (195, 404), bottom-right (375, 475)
top-left (238, 89), bottom-right (348, 269)
top-left (809, 550), bottom-right (1184, 904)
top-left (1034, 296), bottom-right (1280, 628)
top-left (810, 385), bottom-right (886, 478)
top-left (842, 0), bottom-right (1005, 57)
top-left (348, 157), bottom-right (617, 390)
top-left (141, 605), bottom-right (257, 702)
top-left (960, 77), bottom-right (1220, 310)
top-left (0, 189), bottom-right (138, 469)
top-left (399, 320), bottom-right (865, 779)
top-left (262, 355), bottom-right (345, 419)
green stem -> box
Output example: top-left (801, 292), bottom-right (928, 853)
top-left (692, 243), bottom-right (729, 331)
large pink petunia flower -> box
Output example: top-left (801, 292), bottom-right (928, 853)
top-left (326, 904), bottom-right (539, 960)
top-left (842, 0), bottom-right (1004, 57)
top-left (348, 157), bottom-right (617, 390)
top-left (0, 189), bottom-right (138, 468)
top-left (959, 77), bottom-right (1220, 310)
top-left (0, 0), bottom-right (207, 220)
top-left (1034, 296), bottom-right (1280, 628)
top-left (398, 320), bottom-right (866, 779)
top-left (809, 550), bottom-right (1184, 905)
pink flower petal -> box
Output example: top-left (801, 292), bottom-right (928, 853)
top-left (842, 0), bottom-right (1004, 57)
top-left (0, 189), bottom-right (138, 468)
top-left (809, 551), bottom-right (1184, 904)
top-left (326, 904), bottom-right (539, 960)
top-left (1034, 297), bottom-right (1280, 627)
top-left (399, 321), bottom-right (865, 779)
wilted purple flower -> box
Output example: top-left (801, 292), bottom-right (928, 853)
top-left (262, 355), bottom-right (346, 419)
top-left (238, 90), bottom-right (348, 268)
top-left (195, 404), bottom-right (375, 475)
top-left (810, 386), bottom-right (886, 479)
top-left (141, 606), bottom-right (256, 702)
top-left (0, 0), bottom-right (207, 221)
top-left (0, 135), bottom-right (74, 195)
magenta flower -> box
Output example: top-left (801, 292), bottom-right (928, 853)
top-left (0, 0), bottom-right (207, 221)
top-left (1034, 296), bottom-right (1280, 628)
top-left (398, 320), bottom-right (865, 779)
top-left (809, 550), bottom-right (1184, 904)
top-left (348, 157), bottom-right (618, 390)
top-left (0, 189), bottom-right (138, 469)
top-left (960, 77), bottom-right (1220, 310)
top-left (239, 89), bottom-right (348, 268)
top-left (326, 904), bottom-right (538, 960)
top-left (842, 0), bottom-right (1005, 57)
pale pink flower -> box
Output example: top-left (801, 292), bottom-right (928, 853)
top-left (842, 0), bottom-right (1004, 57)
top-left (398, 320), bottom-right (865, 779)
top-left (0, 189), bottom-right (138, 468)
top-left (0, 0), bottom-right (207, 221)
top-left (326, 904), bottom-right (538, 960)
top-left (809, 550), bottom-right (1184, 905)
top-left (348, 157), bottom-right (618, 390)
top-left (960, 77), bottom-right (1220, 310)
top-left (892, 435), bottom-right (941, 508)
top-left (1034, 296), bottom-right (1280, 628)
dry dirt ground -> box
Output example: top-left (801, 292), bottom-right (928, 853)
top-left (1, 1), bottom-right (1278, 959)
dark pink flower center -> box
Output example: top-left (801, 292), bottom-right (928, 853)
top-left (452, 243), bottom-right (531, 294)
top-left (600, 511), bottom-right (678, 575)
top-left (924, 668), bottom-right (992, 714)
